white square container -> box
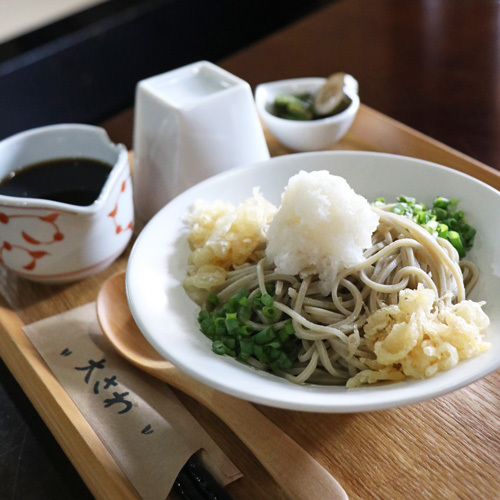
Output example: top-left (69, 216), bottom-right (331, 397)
top-left (132, 61), bottom-right (270, 222)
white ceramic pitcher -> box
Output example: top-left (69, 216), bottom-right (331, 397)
top-left (132, 61), bottom-right (270, 222)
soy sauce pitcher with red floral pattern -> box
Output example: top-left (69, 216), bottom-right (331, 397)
top-left (0, 124), bottom-right (133, 282)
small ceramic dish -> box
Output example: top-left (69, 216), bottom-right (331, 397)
top-left (255, 77), bottom-right (360, 151)
top-left (0, 124), bottom-right (134, 282)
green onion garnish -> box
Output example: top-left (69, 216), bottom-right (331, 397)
top-left (197, 288), bottom-right (299, 374)
top-left (386, 195), bottom-right (476, 257)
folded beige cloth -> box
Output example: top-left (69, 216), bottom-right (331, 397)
top-left (23, 302), bottom-right (241, 500)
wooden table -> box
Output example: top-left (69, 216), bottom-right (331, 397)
top-left (1, 1), bottom-right (500, 499)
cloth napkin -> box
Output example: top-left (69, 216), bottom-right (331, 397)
top-left (23, 302), bottom-right (241, 500)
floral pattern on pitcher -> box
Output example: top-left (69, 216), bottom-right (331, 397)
top-left (108, 178), bottom-right (134, 235)
top-left (0, 211), bottom-right (64, 270)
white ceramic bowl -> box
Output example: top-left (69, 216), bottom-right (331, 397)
top-left (126, 151), bottom-right (500, 413)
top-left (255, 77), bottom-right (360, 151)
top-left (0, 124), bottom-right (134, 282)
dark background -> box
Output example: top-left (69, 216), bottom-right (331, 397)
top-left (0, 0), bottom-right (333, 141)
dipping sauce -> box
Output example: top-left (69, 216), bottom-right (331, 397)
top-left (0, 157), bottom-right (113, 206)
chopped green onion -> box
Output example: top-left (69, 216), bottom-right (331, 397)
top-left (448, 230), bottom-right (466, 258)
top-left (278, 321), bottom-right (295, 342)
top-left (437, 223), bottom-right (449, 239)
top-left (266, 346), bottom-right (282, 361)
top-left (254, 326), bottom-right (276, 345)
top-left (383, 194), bottom-right (476, 257)
top-left (423, 220), bottom-right (438, 234)
top-left (212, 341), bottom-right (227, 355)
top-left (261, 294), bottom-right (274, 307)
top-left (262, 306), bottom-right (278, 319)
top-left (253, 292), bottom-right (263, 309)
top-left (215, 319), bottom-right (226, 337)
top-left (238, 325), bottom-right (252, 337)
top-left (199, 317), bottom-right (213, 335)
top-left (434, 197), bottom-right (451, 208)
top-left (225, 313), bottom-right (239, 335)
top-left (238, 338), bottom-right (254, 361)
top-left (238, 296), bottom-right (250, 307)
top-left (197, 287), bottom-right (300, 372)
top-left (208, 293), bottom-right (218, 309)
top-left (433, 207), bottom-right (447, 220)
top-left (253, 344), bottom-right (267, 363)
top-left (237, 305), bottom-right (251, 322)
top-left (463, 226), bottom-right (476, 245)
top-left (276, 351), bottom-right (293, 370)
top-left (222, 337), bottom-right (236, 349)
top-left (397, 195), bottom-right (416, 205)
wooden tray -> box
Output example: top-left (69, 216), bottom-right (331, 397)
top-left (1, 104), bottom-right (499, 500)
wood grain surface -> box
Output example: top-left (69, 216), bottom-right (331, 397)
top-left (1, 105), bottom-right (499, 500)
top-left (101, 0), bottom-right (500, 174)
top-left (220, 0), bottom-right (500, 173)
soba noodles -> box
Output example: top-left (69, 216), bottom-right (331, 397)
top-left (184, 171), bottom-right (490, 387)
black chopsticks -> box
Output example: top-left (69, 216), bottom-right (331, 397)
top-left (170, 455), bottom-right (234, 500)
